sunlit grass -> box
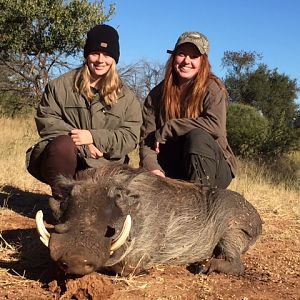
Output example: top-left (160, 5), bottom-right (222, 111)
top-left (0, 117), bottom-right (49, 193)
top-left (229, 160), bottom-right (299, 217)
top-left (0, 116), bottom-right (299, 218)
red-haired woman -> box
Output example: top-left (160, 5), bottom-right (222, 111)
top-left (140, 32), bottom-right (236, 188)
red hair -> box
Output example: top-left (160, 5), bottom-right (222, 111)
top-left (162, 54), bottom-right (225, 121)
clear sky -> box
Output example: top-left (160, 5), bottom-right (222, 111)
top-left (103, 0), bottom-right (299, 100)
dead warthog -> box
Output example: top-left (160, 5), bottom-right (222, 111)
top-left (36, 163), bottom-right (262, 276)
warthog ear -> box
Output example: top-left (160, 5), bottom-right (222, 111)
top-left (52, 175), bottom-right (77, 198)
top-left (49, 197), bottom-right (69, 221)
top-left (108, 185), bottom-right (140, 214)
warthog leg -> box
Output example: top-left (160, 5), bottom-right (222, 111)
top-left (204, 227), bottom-right (252, 275)
top-left (188, 253), bottom-right (244, 275)
top-left (189, 228), bottom-right (250, 275)
top-left (201, 256), bottom-right (245, 275)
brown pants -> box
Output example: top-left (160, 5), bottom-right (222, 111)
top-left (39, 135), bottom-right (87, 195)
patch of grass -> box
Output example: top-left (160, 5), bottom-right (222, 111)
top-left (0, 233), bottom-right (19, 262)
top-left (128, 147), bottom-right (140, 168)
top-left (229, 159), bottom-right (300, 217)
top-left (0, 117), bottom-right (49, 193)
top-left (0, 116), bottom-right (299, 219)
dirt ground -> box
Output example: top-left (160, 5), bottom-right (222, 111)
top-left (0, 186), bottom-right (299, 300)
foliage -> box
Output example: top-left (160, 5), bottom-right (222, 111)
top-left (243, 65), bottom-right (299, 123)
top-left (223, 50), bottom-right (300, 157)
top-left (0, 91), bottom-right (33, 117)
top-left (227, 102), bottom-right (299, 159)
top-left (221, 51), bottom-right (262, 103)
top-left (0, 0), bottom-right (115, 107)
top-left (227, 103), bottom-right (269, 157)
top-left (222, 50), bottom-right (262, 78)
top-left (0, 63), bottom-right (32, 116)
top-left (261, 114), bottom-right (299, 157)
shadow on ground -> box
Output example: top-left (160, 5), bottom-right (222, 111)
top-left (0, 186), bottom-right (60, 283)
top-left (0, 185), bottom-right (53, 221)
top-left (0, 227), bottom-right (58, 283)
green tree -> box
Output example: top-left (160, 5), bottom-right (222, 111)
top-left (244, 65), bottom-right (299, 124)
top-left (222, 50), bottom-right (262, 78)
top-left (0, 63), bottom-right (28, 116)
top-left (222, 50), bottom-right (300, 156)
top-left (221, 50), bottom-right (262, 103)
top-left (0, 0), bottom-right (115, 108)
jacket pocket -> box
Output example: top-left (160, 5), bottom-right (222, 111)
top-left (102, 111), bottom-right (121, 128)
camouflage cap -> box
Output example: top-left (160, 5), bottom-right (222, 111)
top-left (167, 31), bottom-right (210, 55)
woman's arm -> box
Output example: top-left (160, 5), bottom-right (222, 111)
top-left (139, 87), bottom-right (164, 172)
top-left (90, 93), bottom-right (142, 159)
top-left (155, 88), bottom-right (228, 143)
top-left (35, 82), bottom-right (74, 138)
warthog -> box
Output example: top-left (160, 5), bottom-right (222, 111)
top-left (36, 163), bottom-right (262, 276)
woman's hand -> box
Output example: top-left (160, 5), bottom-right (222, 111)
top-left (151, 169), bottom-right (165, 177)
top-left (71, 129), bottom-right (103, 158)
top-left (87, 144), bottom-right (103, 159)
top-left (71, 129), bottom-right (93, 145)
top-left (154, 141), bottom-right (160, 154)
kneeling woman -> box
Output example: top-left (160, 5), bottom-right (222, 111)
top-left (140, 31), bottom-right (236, 188)
top-left (26, 24), bottom-right (142, 197)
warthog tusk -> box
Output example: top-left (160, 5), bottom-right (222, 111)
top-left (110, 215), bottom-right (132, 254)
top-left (35, 210), bottom-right (50, 247)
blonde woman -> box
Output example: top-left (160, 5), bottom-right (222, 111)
top-left (26, 24), bottom-right (142, 198)
top-left (140, 31), bottom-right (236, 188)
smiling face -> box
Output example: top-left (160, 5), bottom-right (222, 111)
top-left (87, 51), bottom-right (114, 81)
top-left (173, 43), bottom-right (201, 84)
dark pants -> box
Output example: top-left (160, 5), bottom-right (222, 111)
top-left (39, 135), bottom-right (87, 196)
top-left (157, 128), bottom-right (233, 188)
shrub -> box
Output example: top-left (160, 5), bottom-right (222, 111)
top-left (261, 115), bottom-right (299, 157)
top-left (227, 103), bottom-right (268, 158)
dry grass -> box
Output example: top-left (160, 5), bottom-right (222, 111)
top-left (0, 117), bottom-right (49, 193)
top-left (0, 233), bottom-right (19, 264)
top-left (0, 117), bottom-right (49, 271)
top-left (0, 115), bottom-right (299, 218)
top-left (0, 269), bottom-right (32, 287)
top-left (229, 160), bottom-right (300, 217)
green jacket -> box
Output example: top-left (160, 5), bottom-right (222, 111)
top-left (140, 79), bottom-right (237, 176)
top-left (26, 69), bottom-right (142, 182)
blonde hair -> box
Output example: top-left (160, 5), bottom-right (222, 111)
top-left (74, 61), bottom-right (122, 106)
top-left (162, 54), bottom-right (226, 121)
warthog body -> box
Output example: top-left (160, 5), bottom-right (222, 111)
top-left (38, 164), bottom-right (262, 276)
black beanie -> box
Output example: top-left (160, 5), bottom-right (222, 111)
top-left (84, 24), bottom-right (120, 63)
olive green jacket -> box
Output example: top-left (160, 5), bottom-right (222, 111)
top-left (26, 69), bottom-right (142, 182)
top-left (140, 80), bottom-right (237, 176)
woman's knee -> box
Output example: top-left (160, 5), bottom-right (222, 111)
top-left (45, 135), bottom-right (77, 157)
top-left (186, 128), bottom-right (212, 140)
top-left (184, 128), bottom-right (216, 156)
top-left (40, 135), bottom-right (78, 185)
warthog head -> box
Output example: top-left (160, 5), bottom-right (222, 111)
top-left (35, 170), bottom-right (134, 276)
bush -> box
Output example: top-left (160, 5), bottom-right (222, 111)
top-left (227, 103), bottom-right (268, 157)
top-left (261, 115), bottom-right (299, 157)
top-left (0, 92), bottom-right (33, 117)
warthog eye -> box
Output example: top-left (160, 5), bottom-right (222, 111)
top-left (105, 226), bottom-right (115, 238)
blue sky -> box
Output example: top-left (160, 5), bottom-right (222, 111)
top-left (103, 0), bottom-right (299, 101)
